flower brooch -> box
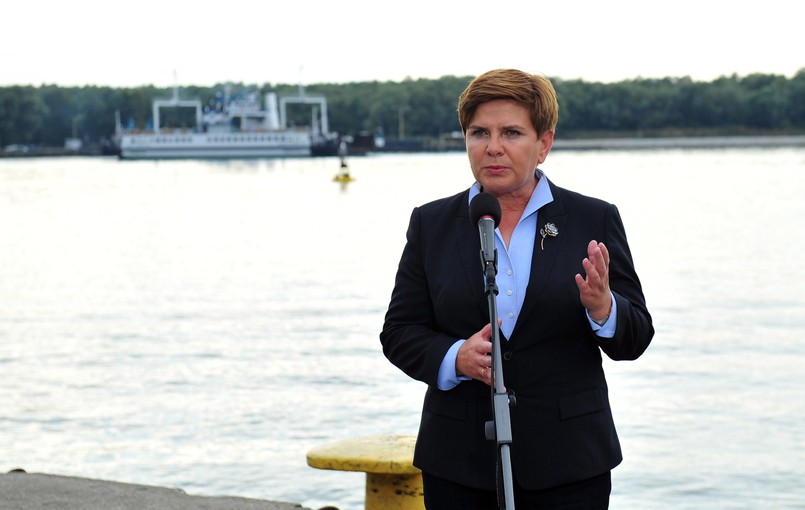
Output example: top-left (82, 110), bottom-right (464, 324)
top-left (539, 222), bottom-right (558, 250)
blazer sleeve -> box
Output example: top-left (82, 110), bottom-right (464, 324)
top-left (598, 202), bottom-right (654, 361)
top-left (380, 205), bottom-right (467, 388)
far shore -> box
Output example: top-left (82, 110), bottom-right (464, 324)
top-left (2, 134), bottom-right (804, 159)
top-left (550, 134), bottom-right (805, 150)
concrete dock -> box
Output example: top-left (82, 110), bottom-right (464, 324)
top-left (0, 470), bottom-right (313, 510)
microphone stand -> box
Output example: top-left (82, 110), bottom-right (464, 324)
top-left (481, 251), bottom-right (516, 510)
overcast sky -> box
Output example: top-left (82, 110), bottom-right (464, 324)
top-left (3, 0), bottom-right (801, 88)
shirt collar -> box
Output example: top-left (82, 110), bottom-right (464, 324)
top-left (469, 168), bottom-right (554, 216)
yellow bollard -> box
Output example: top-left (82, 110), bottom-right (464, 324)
top-left (306, 434), bottom-right (424, 510)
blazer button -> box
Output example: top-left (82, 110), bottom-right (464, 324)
top-left (503, 351), bottom-right (512, 361)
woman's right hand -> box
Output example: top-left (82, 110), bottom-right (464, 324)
top-left (455, 321), bottom-right (499, 385)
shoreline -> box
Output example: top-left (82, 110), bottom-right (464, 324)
top-left (1, 134), bottom-right (803, 159)
top-left (550, 134), bottom-right (805, 150)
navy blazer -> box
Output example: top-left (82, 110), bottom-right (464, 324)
top-left (380, 177), bottom-right (654, 490)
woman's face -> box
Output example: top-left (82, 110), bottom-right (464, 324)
top-left (465, 99), bottom-right (553, 201)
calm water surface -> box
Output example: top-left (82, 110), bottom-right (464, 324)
top-left (1, 148), bottom-right (804, 509)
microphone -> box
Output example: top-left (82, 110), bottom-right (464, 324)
top-left (469, 192), bottom-right (501, 274)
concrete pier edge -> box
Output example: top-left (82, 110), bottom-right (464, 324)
top-left (0, 469), bottom-right (316, 510)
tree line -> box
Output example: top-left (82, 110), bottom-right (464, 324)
top-left (2, 69), bottom-right (804, 149)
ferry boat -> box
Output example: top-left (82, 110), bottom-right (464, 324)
top-left (116, 86), bottom-right (337, 159)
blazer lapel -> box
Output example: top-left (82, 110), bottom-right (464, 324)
top-left (454, 193), bottom-right (491, 318)
top-left (516, 184), bottom-right (568, 331)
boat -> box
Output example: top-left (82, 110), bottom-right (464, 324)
top-left (116, 85), bottom-right (337, 159)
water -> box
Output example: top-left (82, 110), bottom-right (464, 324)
top-left (1, 147), bottom-right (804, 509)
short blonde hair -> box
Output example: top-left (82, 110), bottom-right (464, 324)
top-left (457, 69), bottom-right (559, 136)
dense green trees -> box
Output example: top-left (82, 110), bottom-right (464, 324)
top-left (552, 72), bottom-right (805, 135)
top-left (2, 69), bottom-right (804, 149)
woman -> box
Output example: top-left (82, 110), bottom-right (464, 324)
top-left (380, 69), bottom-right (654, 509)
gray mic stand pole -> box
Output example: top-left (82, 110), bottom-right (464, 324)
top-left (481, 252), bottom-right (516, 510)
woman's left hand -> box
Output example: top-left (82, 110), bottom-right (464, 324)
top-left (575, 240), bottom-right (612, 321)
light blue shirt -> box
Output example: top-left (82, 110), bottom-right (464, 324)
top-left (436, 171), bottom-right (617, 390)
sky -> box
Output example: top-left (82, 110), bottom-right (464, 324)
top-left (3, 0), bottom-right (802, 88)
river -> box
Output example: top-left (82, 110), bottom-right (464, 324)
top-left (1, 146), bottom-right (803, 509)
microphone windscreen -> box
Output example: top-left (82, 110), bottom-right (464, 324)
top-left (469, 192), bottom-right (502, 227)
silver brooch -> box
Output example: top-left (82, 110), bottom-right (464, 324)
top-left (539, 222), bottom-right (558, 250)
